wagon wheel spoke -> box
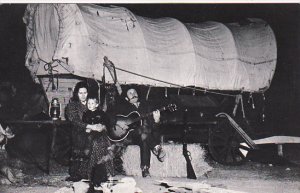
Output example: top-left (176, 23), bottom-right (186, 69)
top-left (210, 132), bottom-right (228, 142)
top-left (55, 146), bottom-right (71, 154)
top-left (209, 140), bottom-right (227, 146)
top-left (230, 148), bottom-right (238, 162)
top-left (54, 140), bottom-right (71, 152)
top-left (218, 146), bottom-right (228, 158)
top-left (224, 146), bottom-right (232, 162)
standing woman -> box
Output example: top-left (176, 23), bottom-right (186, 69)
top-left (65, 81), bottom-right (112, 181)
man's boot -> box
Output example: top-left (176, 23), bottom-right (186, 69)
top-left (141, 166), bottom-right (150, 178)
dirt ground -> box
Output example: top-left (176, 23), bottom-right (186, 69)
top-left (1, 143), bottom-right (300, 193)
top-left (1, 157), bottom-right (300, 193)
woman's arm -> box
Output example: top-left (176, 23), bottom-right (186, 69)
top-left (89, 124), bottom-right (106, 132)
top-left (65, 102), bottom-right (88, 131)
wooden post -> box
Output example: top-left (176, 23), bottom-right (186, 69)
top-left (277, 144), bottom-right (283, 157)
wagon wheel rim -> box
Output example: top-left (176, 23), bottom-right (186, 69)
top-left (208, 118), bottom-right (249, 165)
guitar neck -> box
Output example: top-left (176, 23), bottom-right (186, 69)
top-left (132, 106), bottom-right (167, 123)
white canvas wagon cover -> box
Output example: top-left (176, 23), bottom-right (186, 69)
top-left (23, 4), bottom-right (277, 92)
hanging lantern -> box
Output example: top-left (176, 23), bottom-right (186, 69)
top-left (49, 98), bottom-right (61, 120)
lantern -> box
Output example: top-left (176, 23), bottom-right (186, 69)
top-left (49, 98), bottom-right (61, 120)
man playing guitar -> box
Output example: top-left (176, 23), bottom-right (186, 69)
top-left (108, 87), bottom-right (166, 178)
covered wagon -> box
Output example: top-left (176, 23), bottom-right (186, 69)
top-left (21, 3), bottom-right (277, 165)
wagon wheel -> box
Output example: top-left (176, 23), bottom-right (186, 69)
top-left (208, 117), bottom-right (251, 165)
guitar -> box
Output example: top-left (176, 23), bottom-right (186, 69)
top-left (107, 104), bottom-right (177, 142)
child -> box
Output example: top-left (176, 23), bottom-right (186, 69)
top-left (82, 96), bottom-right (108, 129)
top-left (82, 96), bottom-right (115, 187)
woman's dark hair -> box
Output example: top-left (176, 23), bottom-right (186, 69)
top-left (72, 81), bottom-right (89, 102)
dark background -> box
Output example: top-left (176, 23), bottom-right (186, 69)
top-left (0, 3), bottom-right (299, 134)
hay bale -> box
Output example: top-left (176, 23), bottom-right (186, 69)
top-left (122, 144), bottom-right (212, 177)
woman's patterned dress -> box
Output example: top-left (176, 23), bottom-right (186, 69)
top-left (65, 100), bottom-right (114, 180)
